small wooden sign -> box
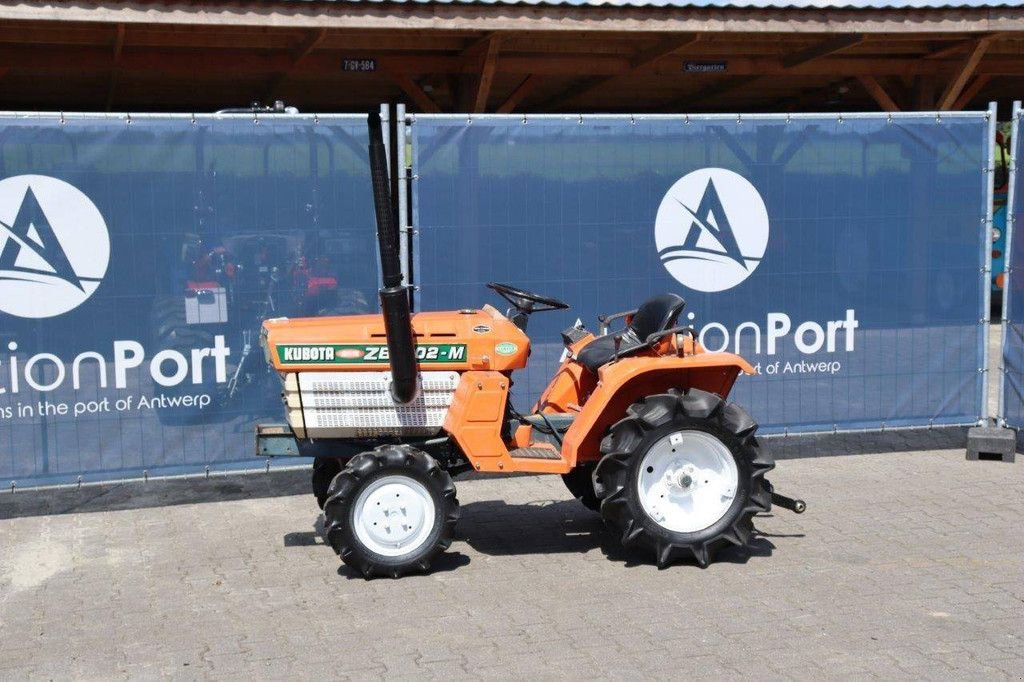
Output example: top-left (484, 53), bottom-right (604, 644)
top-left (343, 58), bottom-right (377, 73)
top-left (684, 61), bottom-right (728, 73)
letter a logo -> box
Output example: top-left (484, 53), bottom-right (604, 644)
top-left (655, 168), bottom-right (769, 293)
top-left (0, 175), bottom-right (110, 318)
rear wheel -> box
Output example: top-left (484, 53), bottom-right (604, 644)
top-left (593, 389), bottom-right (774, 568)
top-left (323, 445), bottom-right (459, 578)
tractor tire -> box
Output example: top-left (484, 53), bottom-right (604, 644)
top-left (312, 457), bottom-right (342, 509)
top-left (561, 464), bottom-right (600, 512)
top-left (592, 388), bottom-right (774, 569)
top-left (323, 445), bottom-right (459, 579)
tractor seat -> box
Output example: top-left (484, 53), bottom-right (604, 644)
top-left (577, 293), bottom-right (686, 374)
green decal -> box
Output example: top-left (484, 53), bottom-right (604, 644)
top-left (277, 343), bottom-right (467, 364)
top-left (495, 342), bottom-right (518, 356)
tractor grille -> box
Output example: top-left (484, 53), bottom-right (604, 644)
top-left (289, 371), bottom-right (459, 439)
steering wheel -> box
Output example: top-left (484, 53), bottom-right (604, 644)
top-left (486, 282), bottom-right (569, 313)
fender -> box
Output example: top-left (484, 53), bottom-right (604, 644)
top-left (560, 352), bottom-right (755, 468)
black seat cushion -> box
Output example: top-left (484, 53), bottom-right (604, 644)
top-left (577, 293), bottom-right (685, 373)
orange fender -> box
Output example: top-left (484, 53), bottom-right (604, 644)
top-left (560, 352), bottom-right (755, 468)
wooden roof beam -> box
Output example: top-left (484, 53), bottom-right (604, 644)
top-left (938, 36), bottom-right (992, 110)
top-left (857, 75), bottom-right (900, 112)
top-left (950, 74), bottom-right (991, 110)
top-left (496, 73), bottom-right (541, 114)
top-left (461, 32), bottom-right (499, 57)
top-left (112, 23), bottom-right (125, 62)
top-left (6, 47), bottom-right (1024, 79)
top-left (263, 27), bottom-right (327, 100)
top-left (925, 32), bottom-right (1003, 59)
top-left (543, 33), bottom-right (698, 109)
top-left (392, 73), bottom-right (442, 113)
top-left (292, 27), bottom-right (328, 66)
top-left (782, 34), bottom-right (863, 69)
top-left (629, 33), bottom-right (699, 70)
top-left (105, 23), bottom-right (125, 111)
top-left (472, 33), bottom-right (501, 112)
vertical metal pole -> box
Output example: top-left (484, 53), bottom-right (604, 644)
top-left (997, 101), bottom-right (1021, 426)
top-left (377, 103), bottom-right (390, 299)
top-left (981, 102), bottom-right (998, 423)
top-left (396, 103), bottom-right (411, 290)
top-left (408, 111), bottom-right (421, 313)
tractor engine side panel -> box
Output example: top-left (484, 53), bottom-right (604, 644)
top-left (262, 308), bottom-right (530, 373)
top-left (285, 370), bottom-right (460, 439)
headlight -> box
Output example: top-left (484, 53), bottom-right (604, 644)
top-left (992, 228), bottom-right (1002, 243)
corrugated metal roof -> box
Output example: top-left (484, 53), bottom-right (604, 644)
top-left (280, 0), bottom-right (1022, 8)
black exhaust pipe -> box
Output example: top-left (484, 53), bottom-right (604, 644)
top-left (367, 111), bottom-right (418, 404)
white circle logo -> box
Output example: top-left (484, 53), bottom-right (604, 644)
top-left (655, 168), bottom-right (769, 293)
top-left (0, 175), bottom-right (110, 318)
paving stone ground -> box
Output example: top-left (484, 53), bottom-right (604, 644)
top-left (0, 323), bottom-right (1020, 680)
top-left (0, 448), bottom-right (1022, 681)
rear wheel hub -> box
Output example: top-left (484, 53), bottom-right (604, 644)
top-left (637, 431), bottom-right (739, 533)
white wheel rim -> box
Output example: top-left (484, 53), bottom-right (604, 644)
top-left (636, 430), bottom-right (739, 533)
top-left (352, 475), bottom-right (436, 557)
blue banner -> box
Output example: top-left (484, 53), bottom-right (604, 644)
top-left (411, 113), bottom-right (991, 434)
top-left (0, 114), bottom-right (378, 487)
top-left (1001, 104), bottom-right (1024, 429)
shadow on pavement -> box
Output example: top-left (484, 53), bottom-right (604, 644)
top-left (457, 498), bottom-right (779, 569)
top-left (335, 551), bottom-right (473, 580)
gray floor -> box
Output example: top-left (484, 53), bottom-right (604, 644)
top-left (0, 323), bottom-right (1019, 680)
top-left (1, 449), bottom-right (1022, 680)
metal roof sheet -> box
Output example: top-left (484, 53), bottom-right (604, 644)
top-left (279, 0), bottom-right (1022, 8)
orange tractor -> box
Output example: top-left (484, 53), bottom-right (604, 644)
top-left (257, 114), bottom-right (804, 578)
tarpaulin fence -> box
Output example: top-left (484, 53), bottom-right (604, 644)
top-left (0, 112), bottom-right (380, 488)
top-left (0, 108), bottom-right (998, 489)
top-left (1000, 102), bottom-right (1023, 429)
top-left (409, 111), bottom-right (995, 435)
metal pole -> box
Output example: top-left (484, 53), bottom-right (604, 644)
top-left (997, 101), bottom-right (1021, 427)
top-left (396, 103), bottom-right (411, 289)
top-left (981, 102), bottom-right (998, 422)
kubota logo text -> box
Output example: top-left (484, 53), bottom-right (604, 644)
top-left (0, 175), bottom-right (110, 318)
top-left (655, 168), bottom-right (769, 293)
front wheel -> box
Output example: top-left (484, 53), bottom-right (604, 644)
top-left (561, 464), bottom-right (600, 512)
top-left (312, 457), bottom-right (342, 509)
top-left (593, 389), bottom-right (774, 568)
top-left (323, 445), bottom-right (459, 578)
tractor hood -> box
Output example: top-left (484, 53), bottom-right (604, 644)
top-left (262, 305), bottom-right (530, 372)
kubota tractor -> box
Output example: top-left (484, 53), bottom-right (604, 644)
top-left (257, 113), bottom-right (804, 578)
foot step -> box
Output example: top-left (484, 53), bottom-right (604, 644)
top-left (509, 447), bottom-right (561, 460)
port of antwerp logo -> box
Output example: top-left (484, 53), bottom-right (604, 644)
top-left (0, 175), bottom-right (109, 318)
top-left (655, 168), bottom-right (769, 293)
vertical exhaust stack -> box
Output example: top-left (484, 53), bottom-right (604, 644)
top-left (368, 111), bottom-right (419, 404)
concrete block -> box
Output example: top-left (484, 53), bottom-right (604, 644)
top-left (966, 426), bottom-right (1016, 463)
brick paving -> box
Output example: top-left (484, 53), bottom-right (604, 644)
top-left (0, 448), bottom-right (1022, 680)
